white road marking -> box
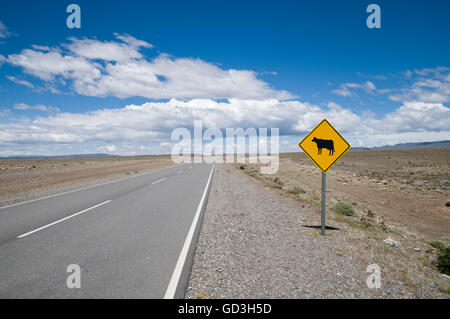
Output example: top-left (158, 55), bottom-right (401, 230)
top-left (17, 200), bottom-right (111, 238)
top-left (164, 163), bottom-right (215, 299)
top-left (177, 170), bottom-right (183, 174)
top-left (0, 164), bottom-right (183, 210)
top-left (152, 178), bottom-right (166, 184)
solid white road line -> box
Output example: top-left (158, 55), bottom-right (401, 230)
top-left (152, 178), bottom-right (166, 184)
top-left (17, 200), bottom-right (111, 238)
top-left (164, 163), bottom-right (215, 299)
top-left (0, 164), bottom-right (184, 210)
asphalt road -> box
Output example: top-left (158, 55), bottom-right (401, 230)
top-left (0, 162), bottom-right (214, 298)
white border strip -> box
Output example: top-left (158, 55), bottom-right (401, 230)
top-left (17, 200), bottom-right (111, 238)
top-left (152, 178), bottom-right (166, 185)
top-left (164, 163), bottom-right (215, 299)
top-left (0, 164), bottom-right (183, 210)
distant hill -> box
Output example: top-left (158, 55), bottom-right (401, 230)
top-left (2, 140), bottom-right (449, 158)
top-left (349, 140), bottom-right (450, 151)
top-left (1, 153), bottom-right (120, 159)
top-left (371, 140), bottom-right (450, 150)
top-left (350, 147), bottom-right (371, 151)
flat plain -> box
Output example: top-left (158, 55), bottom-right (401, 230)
top-left (186, 148), bottom-right (450, 298)
top-left (0, 155), bottom-right (173, 206)
top-left (240, 148), bottom-right (450, 242)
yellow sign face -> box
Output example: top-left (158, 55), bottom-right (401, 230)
top-left (298, 119), bottom-right (350, 173)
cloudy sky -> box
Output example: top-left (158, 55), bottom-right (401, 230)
top-left (0, 0), bottom-right (449, 156)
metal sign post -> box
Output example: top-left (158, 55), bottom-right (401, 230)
top-left (321, 171), bottom-right (326, 236)
top-left (298, 119), bottom-right (351, 237)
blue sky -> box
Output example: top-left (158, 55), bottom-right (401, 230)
top-left (0, 0), bottom-right (449, 156)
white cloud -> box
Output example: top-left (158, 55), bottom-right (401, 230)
top-left (363, 81), bottom-right (376, 92)
top-left (261, 71), bottom-right (278, 76)
top-left (2, 35), bottom-right (449, 155)
top-left (0, 99), bottom-right (448, 155)
top-left (99, 144), bottom-right (117, 153)
top-left (415, 66), bottom-right (450, 76)
top-left (389, 67), bottom-right (450, 104)
top-left (6, 76), bottom-right (34, 88)
top-left (348, 131), bottom-right (450, 149)
top-left (7, 49), bottom-right (101, 82)
top-left (332, 81), bottom-right (376, 97)
top-left (382, 101), bottom-right (450, 133)
top-left (345, 83), bottom-right (362, 89)
top-left (339, 68), bottom-right (450, 104)
top-left (332, 86), bottom-right (352, 97)
top-left (31, 45), bottom-right (52, 52)
top-left (113, 33), bottom-right (154, 49)
top-left (377, 88), bottom-right (392, 94)
top-left (404, 70), bottom-right (413, 79)
top-left (0, 109), bottom-right (10, 117)
top-left (5, 34), bottom-right (294, 100)
top-left (0, 21), bottom-right (14, 39)
top-left (66, 33), bottom-right (152, 62)
top-left (414, 79), bottom-right (442, 88)
top-left (13, 103), bottom-right (59, 113)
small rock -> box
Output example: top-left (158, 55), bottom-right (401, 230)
top-left (440, 181), bottom-right (450, 190)
top-left (383, 237), bottom-right (400, 248)
top-left (413, 247), bottom-right (421, 252)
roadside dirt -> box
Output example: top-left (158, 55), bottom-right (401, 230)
top-left (187, 164), bottom-right (449, 298)
top-left (0, 156), bottom-right (173, 205)
top-left (239, 148), bottom-right (450, 242)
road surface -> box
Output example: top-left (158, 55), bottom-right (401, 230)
top-left (0, 162), bottom-right (214, 298)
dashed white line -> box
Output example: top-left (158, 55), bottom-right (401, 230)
top-left (0, 164), bottom-right (183, 210)
top-left (17, 200), bottom-right (111, 239)
top-left (152, 178), bottom-right (166, 184)
top-left (177, 170), bottom-right (183, 174)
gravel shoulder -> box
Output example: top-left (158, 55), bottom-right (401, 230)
top-left (186, 164), bottom-right (448, 298)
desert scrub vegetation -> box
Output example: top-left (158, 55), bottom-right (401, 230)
top-left (331, 202), bottom-right (356, 216)
top-left (360, 209), bottom-right (389, 232)
top-left (431, 241), bottom-right (450, 275)
top-left (288, 186), bottom-right (306, 195)
top-left (271, 177), bottom-right (283, 189)
top-left (437, 248), bottom-right (450, 275)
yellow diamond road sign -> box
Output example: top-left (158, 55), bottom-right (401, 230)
top-left (298, 119), bottom-right (350, 173)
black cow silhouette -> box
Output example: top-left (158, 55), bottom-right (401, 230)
top-left (312, 137), bottom-right (335, 156)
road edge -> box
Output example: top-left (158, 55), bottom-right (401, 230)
top-left (0, 163), bottom-right (183, 210)
top-left (164, 163), bottom-right (216, 299)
